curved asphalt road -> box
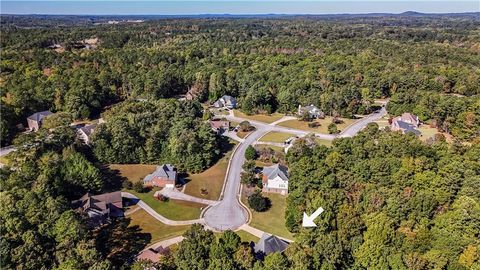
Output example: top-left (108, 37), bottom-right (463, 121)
top-left (203, 126), bottom-right (270, 230)
top-left (204, 107), bottom-right (387, 231)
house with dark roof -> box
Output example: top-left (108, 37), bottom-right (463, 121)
top-left (27, 111), bottom-right (53, 131)
top-left (143, 164), bottom-right (177, 188)
top-left (254, 233), bottom-right (290, 257)
top-left (72, 191), bottom-right (123, 226)
top-left (391, 113), bottom-right (421, 136)
top-left (298, 104), bottom-right (324, 119)
top-left (213, 95), bottom-right (237, 109)
top-left (77, 124), bottom-right (97, 145)
top-left (209, 120), bottom-right (230, 134)
top-left (262, 164), bottom-right (289, 195)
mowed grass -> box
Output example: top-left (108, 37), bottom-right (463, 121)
top-left (185, 156), bottom-right (230, 200)
top-left (315, 138), bottom-right (333, 147)
top-left (127, 189), bottom-right (204, 221)
top-left (242, 192), bottom-right (293, 239)
top-left (418, 125), bottom-right (440, 142)
top-left (233, 110), bottom-right (285, 124)
top-left (259, 132), bottom-right (295, 143)
top-left (236, 230), bottom-right (260, 243)
top-left (128, 209), bottom-right (190, 244)
top-left (109, 164), bottom-right (157, 183)
top-left (278, 117), bottom-right (356, 134)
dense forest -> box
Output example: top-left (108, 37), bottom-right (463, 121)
top-left (1, 15), bottom-right (479, 269)
top-left (1, 15), bottom-right (479, 146)
top-left (286, 124), bottom-right (480, 269)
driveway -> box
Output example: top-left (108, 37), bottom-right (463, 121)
top-left (158, 188), bottom-right (218, 206)
top-left (121, 192), bottom-right (205, 226)
top-left (338, 107), bottom-right (387, 137)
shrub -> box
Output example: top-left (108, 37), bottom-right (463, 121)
top-left (248, 191), bottom-right (271, 212)
top-left (245, 145), bottom-right (258, 160)
top-left (122, 180), bottom-right (133, 190)
top-left (328, 123), bottom-right (339, 134)
top-left (132, 181), bottom-right (147, 193)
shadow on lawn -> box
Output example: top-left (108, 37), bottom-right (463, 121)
top-left (95, 218), bottom-right (151, 267)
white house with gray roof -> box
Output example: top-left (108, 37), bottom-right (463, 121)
top-left (213, 95), bottom-right (237, 109)
top-left (27, 111), bottom-right (53, 131)
top-left (298, 104), bottom-right (323, 119)
top-left (262, 164), bottom-right (289, 195)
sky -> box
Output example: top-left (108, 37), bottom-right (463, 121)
top-left (1, 1), bottom-right (479, 15)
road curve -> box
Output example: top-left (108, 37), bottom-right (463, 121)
top-left (203, 127), bottom-right (270, 230)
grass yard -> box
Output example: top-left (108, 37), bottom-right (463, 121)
top-left (255, 144), bottom-right (285, 153)
top-left (233, 110), bottom-right (285, 124)
top-left (184, 141), bottom-right (237, 200)
top-left (128, 209), bottom-right (190, 244)
top-left (242, 191), bottom-right (293, 239)
top-left (418, 125), bottom-right (440, 142)
top-left (278, 117), bottom-right (356, 134)
top-left (126, 189), bottom-right (204, 221)
top-left (236, 230), bottom-right (260, 243)
top-left (259, 132), bottom-right (295, 143)
top-left (315, 138), bottom-right (333, 147)
top-left (109, 164), bottom-right (157, 183)
top-left (237, 131), bottom-right (252, 139)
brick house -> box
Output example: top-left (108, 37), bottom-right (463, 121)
top-left (143, 164), bottom-right (177, 188)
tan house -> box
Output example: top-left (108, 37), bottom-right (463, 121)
top-left (209, 120), bottom-right (230, 134)
top-left (391, 113), bottom-right (421, 136)
top-left (72, 192), bottom-right (123, 226)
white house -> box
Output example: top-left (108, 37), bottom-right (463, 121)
top-left (298, 104), bottom-right (323, 119)
top-left (77, 124), bottom-right (97, 145)
top-left (213, 95), bottom-right (237, 109)
top-left (262, 164), bottom-right (289, 195)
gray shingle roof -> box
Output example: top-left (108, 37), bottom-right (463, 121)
top-left (27, 111), bottom-right (53, 122)
top-left (254, 233), bottom-right (290, 255)
top-left (263, 164), bottom-right (289, 181)
top-left (396, 120), bottom-right (421, 136)
top-left (144, 164), bottom-right (177, 183)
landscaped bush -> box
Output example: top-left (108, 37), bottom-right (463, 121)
top-left (245, 145), bottom-right (258, 160)
top-left (248, 191), bottom-right (271, 212)
top-left (328, 123), bottom-right (339, 134)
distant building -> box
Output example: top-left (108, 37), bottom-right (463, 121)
top-left (209, 120), bottom-right (230, 134)
top-left (298, 104), bottom-right (323, 119)
top-left (77, 124), bottom-right (97, 145)
top-left (254, 233), bottom-right (290, 256)
top-left (143, 164), bottom-right (177, 188)
top-left (27, 111), bottom-right (53, 131)
top-left (391, 113), bottom-right (421, 136)
top-left (262, 164), bottom-right (289, 195)
top-left (72, 192), bottom-right (123, 226)
top-left (213, 95), bottom-right (237, 109)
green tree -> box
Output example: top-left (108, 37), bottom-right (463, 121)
top-left (245, 145), bottom-right (258, 160)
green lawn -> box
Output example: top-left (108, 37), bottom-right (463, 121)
top-left (259, 132), bottom-right (295, 143)
top-left (255, 145), bottom-right (285, 153)
top-left (236, 230), bottom-right (260, 243)
top-left (278, 117), bottom-right (356, 134)
top-left (184, 151), bottom-right (233, 201)
top-left (315, 138), bottom-right (333, 147)
top-left (418, 125), bottom-right (440, 142)
top-left (109, 164), bottom-right (157, 183)
top-left (126, 189), bottom-right (204, 221)
top-left (242, 191), bottom-right (293, 239)
top-left (128, 209), bottom-right (190, 244)
top-left (233, 110), bottom-right (285, 124)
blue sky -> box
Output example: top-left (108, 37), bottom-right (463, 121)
top-left (1, 1), bottom-right (479, 15)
